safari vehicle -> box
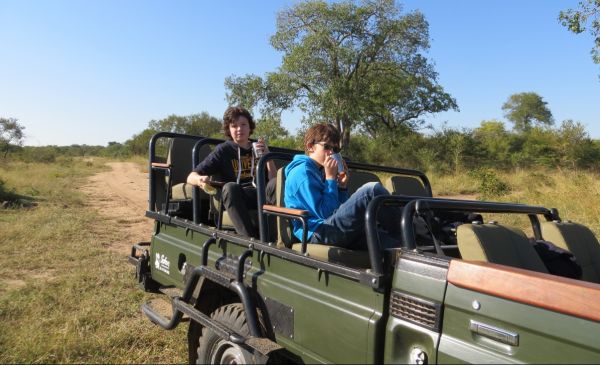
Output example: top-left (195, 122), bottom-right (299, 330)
top-left (129, 132), bottom-right (600, 364)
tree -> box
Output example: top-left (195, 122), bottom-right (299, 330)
top-left (559, 0), bottom-right (600, 74)
top-left (0, 118), bottom-right (25, 158)
top-left (556, 119), bottom-right (599, 168)
top-left (125, 128), bottom-right (158, 156)
top-left (472, 120), bottom-right (512, 165)
top-left (253, 115), bottom-right (289, 141)
top-left (501, 92), bottom-right (553, 132)
top-left (148, 112), bottom-right (222, 137)
top-left (225, 75), bottom-right (291, 141)
top-left (225, 0), bottom-right (457, 149)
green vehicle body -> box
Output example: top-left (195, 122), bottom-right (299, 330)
top-left (129, 132), bottom-right (600, 364)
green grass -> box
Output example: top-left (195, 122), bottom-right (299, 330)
top-left (0, 158), bottom-right (186, 363)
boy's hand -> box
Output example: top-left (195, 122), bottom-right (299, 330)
top-left (337, 170), bottom-right (348, 189)
top-left (324, 155), bottom-right (338, 180)
top-left (196, 175), bottom-right (209, 188)
top-left (254, 140), bottom-right (269, 155)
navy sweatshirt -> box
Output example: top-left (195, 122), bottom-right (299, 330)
top-left (193, 140), bottom-right (255, 185)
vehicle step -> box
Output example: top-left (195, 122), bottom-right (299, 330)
top-left (146, 297), bottom-right (189, 322)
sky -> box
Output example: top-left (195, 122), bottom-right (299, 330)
top-left (1, 0), bottom-right (598, 146)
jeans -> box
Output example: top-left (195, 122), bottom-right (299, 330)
top-left (310, 182), bottom-right (401, 250)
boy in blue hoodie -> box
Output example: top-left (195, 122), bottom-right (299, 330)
top-left (284, 123), bottom-right (399, 250)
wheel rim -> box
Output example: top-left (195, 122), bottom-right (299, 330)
top-left (210, 340), bottom-right (246, 364)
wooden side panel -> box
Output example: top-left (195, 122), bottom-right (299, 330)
top-left (447, 260), bottom-right (600, 323)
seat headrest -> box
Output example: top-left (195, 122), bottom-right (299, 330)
top-left (457, 223), bottom-right (548, 274)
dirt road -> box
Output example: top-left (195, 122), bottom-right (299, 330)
top-left (81, 162), bottom-right (153, 253)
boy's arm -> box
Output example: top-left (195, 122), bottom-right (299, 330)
top-left (187, 171), bottom-right (210, 187)
top-left (296, 168), bottom-right (340, 219)
top-left (193, 145), bottom-right (223, 177)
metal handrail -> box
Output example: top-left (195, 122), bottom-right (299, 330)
top-left (399, 197), bottom-right (554, 250)
top-left (147, 132), bottom-right (203, 212)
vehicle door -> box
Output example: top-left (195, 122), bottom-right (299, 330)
top-left (438, 260), bottom-right (600, 363)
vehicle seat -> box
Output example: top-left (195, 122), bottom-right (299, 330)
top-left (541, 221), bottom-right (600, 283)
top-left (156, 137), bottom-right (210, 220)
top-left (346, 169), bottom-right (381, 194)
top-left (457, 222), bottom-right (549, 273)
top-left (273, 167), bottom-right (371, 269)
top-left (170, 140), bottom-right (211, 200)
top-left (384, 175), bottom-right (430, 197)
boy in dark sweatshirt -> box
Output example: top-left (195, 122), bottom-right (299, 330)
top-left (187, 106), bottom-right (275, 238)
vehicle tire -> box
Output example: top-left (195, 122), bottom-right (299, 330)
top-left (197, 303), bottom-right (255, 364)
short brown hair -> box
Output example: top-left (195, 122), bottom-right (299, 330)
top-left (223, 106), bottom-right (255, 139)
top-left (304, 123), bottom-right (341, 153)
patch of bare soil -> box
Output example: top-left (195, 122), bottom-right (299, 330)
top-left (80, 162), bottom-right (153, 254)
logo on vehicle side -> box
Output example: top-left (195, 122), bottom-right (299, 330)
top-left (155, 252), bottom-right (170, 274)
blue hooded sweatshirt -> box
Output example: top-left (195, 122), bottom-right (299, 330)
top-left (284, 154), bottom-right (349, 242)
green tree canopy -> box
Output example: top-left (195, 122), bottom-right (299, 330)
top-left (0, 117), bottom-right (25, 158)
top-left (125, 128), bottom-right (158, 156)
top-left (473, 120), bottom-right (512, 164)
top-left (559, 0), bottom-right (600, 74)
top-left (501, 92), bottom-right (554, 132)
top-left (148, 112), bottom-right (222, 137)
top-left (225, 0), bottom-right (457, 148)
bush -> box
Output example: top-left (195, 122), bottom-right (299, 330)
top-left (0, 177), bottom-right (11, 201)
top-left (469, 168), bottom-right (511, 199)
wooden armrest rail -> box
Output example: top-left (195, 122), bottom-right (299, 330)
top-left (448, 259), bottom-right (600, 323)
top-left (151, 162), bottom-right (171, 169)
top-left (262, 204), bottom-right (309, 217)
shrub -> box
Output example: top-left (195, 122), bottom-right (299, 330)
top-left (469, 168), bottom-right (511, 199)
top-left (0, 177), bottom-right (10, 201)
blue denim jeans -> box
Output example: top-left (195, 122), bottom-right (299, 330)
top-left (310, 182), bottom-right (401, 250)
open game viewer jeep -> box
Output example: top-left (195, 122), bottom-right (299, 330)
top-left (129, 132), bottom-right (600, 364)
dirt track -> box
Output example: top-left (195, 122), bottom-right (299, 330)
top-left (81, 162), bottom-right (153, 253)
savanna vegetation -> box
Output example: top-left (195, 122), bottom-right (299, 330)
top-left (1, 0), bottom-right (599, 362)
top-left (0, 158), bottom-right (187, 363)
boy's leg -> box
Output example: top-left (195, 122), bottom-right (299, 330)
top-left (312, 182), bottom-right (391, 248)
top-left (221, 182), bottom-right (258, 238)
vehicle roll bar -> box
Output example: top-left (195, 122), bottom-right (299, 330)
top-left (147, 132), bottom-right (203, 212)
top-left (399, 198), bottom-right (556, 250)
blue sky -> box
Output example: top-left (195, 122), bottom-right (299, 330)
top-left (1, 0), bottom-right (598, 146)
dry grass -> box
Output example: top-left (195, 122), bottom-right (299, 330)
top-left (2, 158), bottom-right (600, 363)
top-left (429, 167), bottom-right (600, 237)
top-left (0, 158), bottom-right (186, 364)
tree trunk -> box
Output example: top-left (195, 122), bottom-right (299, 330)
top-left (340, 117), bottom-right (351, 151)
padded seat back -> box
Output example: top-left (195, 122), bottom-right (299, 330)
top-left (167, 138), bottom-right (202, 186)
top-left (457, 223), bottom-right (548, 273)
top-left (541, 221), bottom-right (600, 283)
top-left (170, 140), bottom-right (211, 200)
top-left (276, 167), bottom-right (296, 248)
top-left (346, 170), bottom-right (381, 194)
top-left (384, 175), bottom-right (430, 197)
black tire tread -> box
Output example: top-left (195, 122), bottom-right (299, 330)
top-left (196, 303), bottom-right (251, 364)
